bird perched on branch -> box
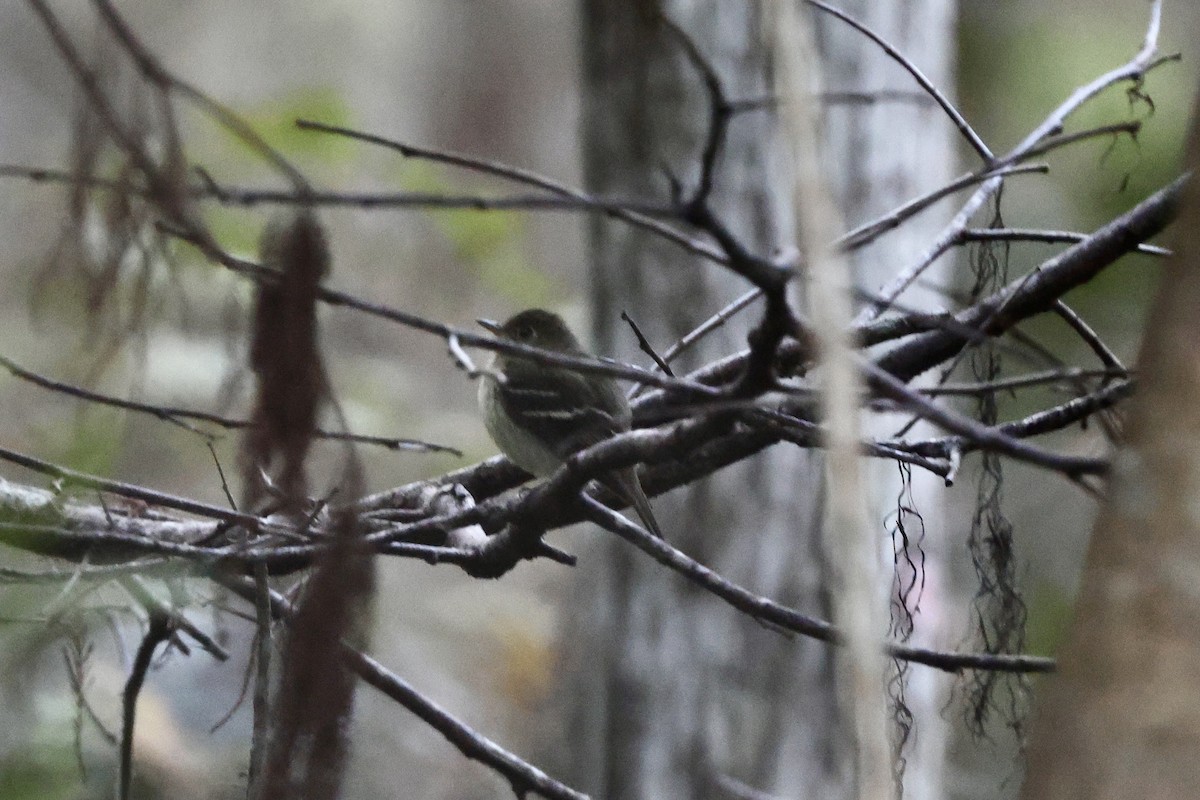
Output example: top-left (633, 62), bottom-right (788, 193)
top-left (477, 309), bottom-right (664, 539)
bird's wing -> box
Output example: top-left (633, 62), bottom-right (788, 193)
top-left (495, 363), bottom-right (627, 460)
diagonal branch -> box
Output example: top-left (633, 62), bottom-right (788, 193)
top-left (857, 0), bottom-right (1169, 323)
top-left (580, 496), bottom-right (1052, 674)
top-left (295, 118), bottom-right (723, 266)
top-left (0, 353), bottom-right (461, 455)
top-left (802, 0), bottom-right (993, 162)
top-left (217, 574), bottom-right (589, 800)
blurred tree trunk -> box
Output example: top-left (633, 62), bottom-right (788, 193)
top-left (814, 5), bottom-right (959, 800)
top-left (564, 2), bottom-right (956, 798)
top-left (1018, 95), bottom-right (1200, 800)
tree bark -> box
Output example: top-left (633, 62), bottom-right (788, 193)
top-left (813, 5), bottom-right (959, 799)
top-left (1019, 92), bottom-right (1200, 800)
top-left (565, 2), bottom-right (958, 798)
top-left (568, 4), bottom-right (841, 799)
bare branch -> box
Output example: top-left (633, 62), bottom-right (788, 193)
top-left (863, 361), bottom-right (1108, 477)
top-left (620, 311), bottom-right (674, 377)
top-left (874, 175), bottom-right (1185, 384)
top-left (579, 496), bottom-right (1052, 674)
top-left (802, 0), bottom-right (993, 162)
top-left (1052, 301), bottom-right (1126, 373)
top-left (959, 226), bottom-right (1171, 257)
top-left (217, 574), bottom-right (589, 800)
top-left (858, 1), bottom-right (1170, 323)
top-left (92, 0), bottom-right (307, 189)
top-left (0, 162), bottom-right (675, 214)
top-left (837, 163), bottom-right (1048, 252)
top-left (0, 353), bottom-right (460, 455)
top-left (888, 381), bottom-right (1134, 461)
top-left (119, 611), bottom-right (171, 800)
top-left (119, 576), bottom-right (229, 662)
top-left (295, 118), bottom-right (723, 266)
top-left (0, 444), bottom-right (262, 526)
top-left (916, 367), bottom-right (1129, 397)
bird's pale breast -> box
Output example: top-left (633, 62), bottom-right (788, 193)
top-left (479, 372), bottom-right (564, 477)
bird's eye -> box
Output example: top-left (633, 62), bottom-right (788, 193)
top-left (516, 324), bottom-right (534, 340)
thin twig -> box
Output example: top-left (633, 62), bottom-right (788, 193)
top-left (836, 163), bottom-right (1047, 252)
top-left (865, 361), bottom-right (1111, 476)
top-left (217, 574), bottom-right (589, 800)
top-left (120, 576), bottom-right (229, 661)
top-left (960, 226), bottom-right (1171, 256)
top-left (119, 611), bottom-right (171, 800)
top-left (0, 353), bottom-right (460, 454)
top-left (1052, 301), bottom-right (1126, 372)
top-left (802, 0), bottom-right (993, 162)
top-left (0, 162), bottom-right (676, 214)
top-left (63, 646), bottom-right (119, 745)
top-left (874, 175), bottom-right (1185, 385)
top-left (246, 563), bottom-right (272, 799)
top-left (888, 381), bottom-right (1134, 459)
top-left (857, 0), bottom-right (1168, 323)
top-left (657, 288), bottom-right (762, 371)
top-left (0, 560), bottom-right (171, 584)
top-left (296, 118), bottom-right (724, 266)
top-left (620, 311), bottom-right (674, 377)
top-left (916, 367), bottom-right (1129, 396)
top-left (166, 222), bottom-right (718, 398)
top-left (0, 443), bottom-right (264, 526)
top-left (661, 16), bottom-right (802, 399)
top-left (659, 15), bottom-right (729, 205)
top-left (93, 0), bottom-right (307, 189)
top-left (579, 496), bottom-right (1053, 674)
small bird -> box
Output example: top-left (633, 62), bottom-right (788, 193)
top-left (477, 309), bottom-right (664, 539)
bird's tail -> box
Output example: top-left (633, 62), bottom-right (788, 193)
top-left (608, 468), bottom-right (665, 540)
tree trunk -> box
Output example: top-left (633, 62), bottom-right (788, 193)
top-left (564, 2), bottom-right (957, 798)
top-left (814, 4), bottom-right (959, 799)
top-left (1018, 91), bottom-right (1200, 800)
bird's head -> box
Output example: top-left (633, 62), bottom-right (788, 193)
top-left (477, 309), bottom-right (583, 354)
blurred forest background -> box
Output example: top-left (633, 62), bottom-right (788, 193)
top-left (0, 1), bottom-right (1196, 799)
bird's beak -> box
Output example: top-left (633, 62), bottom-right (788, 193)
top-left (477, 318), bottom-right (504, 336)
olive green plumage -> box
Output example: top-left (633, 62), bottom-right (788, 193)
top-left (477, 309), bottom-right (664, 539)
